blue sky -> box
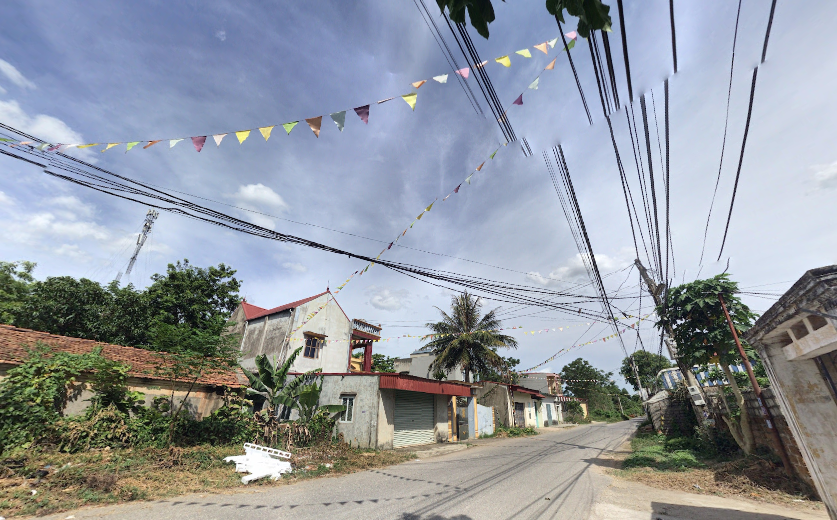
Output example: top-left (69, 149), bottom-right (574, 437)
top-left (2, 1), bottom-right (837, 389)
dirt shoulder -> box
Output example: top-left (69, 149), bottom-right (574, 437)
top-left (589, 438), bottom-right (826, 520)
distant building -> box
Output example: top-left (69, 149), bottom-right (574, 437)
top-left (657, 364), bottom-right (750, 390)
top-left (393, 345), bottom-right (465, 381)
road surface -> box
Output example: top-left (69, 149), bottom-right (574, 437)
top-left (48, 420), bottom-right (638, 520)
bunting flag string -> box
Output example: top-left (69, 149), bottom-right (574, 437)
top-left (19, 33), bottom-right (575, 154)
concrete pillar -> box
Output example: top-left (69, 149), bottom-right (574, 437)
top-left (363, 342), bottom-right (372, 372)
top-left (467, 397), bottom-right (477, 439)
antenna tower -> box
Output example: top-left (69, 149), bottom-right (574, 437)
top-left (115, 209), bottom-right (159, 284)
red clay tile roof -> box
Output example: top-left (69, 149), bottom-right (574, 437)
top-left (243, 290), bottom-right (350, 322)
top-left (0, 324), bottom-right (244, 388)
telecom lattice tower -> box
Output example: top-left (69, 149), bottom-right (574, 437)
top-left (115, 209), bottom-right (159, 284)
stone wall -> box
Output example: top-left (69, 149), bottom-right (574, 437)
top-left (742, 388), bottom-right (815, 491)
top-left (647, 394), bottom-right (692, 436)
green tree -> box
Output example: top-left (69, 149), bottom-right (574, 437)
top-left (436, 0), bottom-right (611, 39)
top-left (561, 358), bottom-right (625, 418)
top-left (0, 260), bottom-right (36, 324)
top-left (476, 355), bottom-right (520, 384)
top-left (619, 351), bottom-right (672, 393)
top-left (352, 352), bottom-right (399, 373)
top-left (656, 273), bottom-right (759, 454)
top-left (146, 259), bottom-right (241, 335)
top-left (422, 291), bottom-right (518, 382)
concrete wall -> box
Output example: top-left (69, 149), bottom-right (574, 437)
top-left (238, 310), bottom-right (294, 371)
top-left (238, 294), bottom-right (353, 374)
top-left (378, 388), bottom-right (395, 450)
top-left (434, 394), bottom-right (450, 442)
top-left (758, 346), bottom-right (837, 515)
top-left (475, 382), bottom-right (512, 427)
top-left (407, 352), bottom-right (464, 381)
top-left (512, 392), bottom-right (538, 428)
top-left (477, 404), bottom-right (494, 436)
top-left (56, 376), bottom-right (227, 419)
top-left (320, 374), bottom-right (381, 449)
top-left (742, 388), bottom-right (815, 492)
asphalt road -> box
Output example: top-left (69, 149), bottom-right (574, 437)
top-left (49, 420), bottom-right (639, 520)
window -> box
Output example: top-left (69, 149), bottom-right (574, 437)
top-left (304, 335), bottom-right (322, 359)
top-left (340, 395), bottom-right (355, 422)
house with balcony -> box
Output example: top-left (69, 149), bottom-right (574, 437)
top-left (228, 290), bottom-right (380, 374)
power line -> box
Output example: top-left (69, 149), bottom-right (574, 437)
top-left (556, 18), bottom-right (593, 125)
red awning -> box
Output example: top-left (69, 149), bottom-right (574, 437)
top-left (379, 373), bottom-right (471, 397)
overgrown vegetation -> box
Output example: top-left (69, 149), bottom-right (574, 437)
top-left (560, 358), bottom-right (643, 422)
top-left (489, 425), bottom-right (538, 438)
top-left (619, 431), bottom-right (818, 507)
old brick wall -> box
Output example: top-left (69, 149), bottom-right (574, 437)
top-left (647, 395), bottom-right (692, 436)
top-left (743, 388), bottom-right (815, 491)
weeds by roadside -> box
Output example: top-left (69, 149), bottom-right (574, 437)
top-left (0, 443), bottom-right (414, 517)
top-left (483, 426), bottom-right (538, 439)
top-left (615, 432), bottom-right (819, 509)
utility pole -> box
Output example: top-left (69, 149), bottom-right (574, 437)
top-left (635, 259), bottom-right (707, 414)
top-left (719, 293), bottom-right (793, 476)
top-left (115, 210), bottom-right (159, 284)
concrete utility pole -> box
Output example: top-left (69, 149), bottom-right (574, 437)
top-left (634, 259), bottom-right (707, 414)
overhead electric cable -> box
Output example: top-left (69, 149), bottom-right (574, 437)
top-left (616, 0), bottom-right (634, 102)
top-left (556, 18), bottom-right (593, 125)
top-left (669, 0), bottom-right (678, 73)
top-left (698, 0), bottom-right (743, 265)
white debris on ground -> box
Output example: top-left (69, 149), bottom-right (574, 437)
top-left (223, 443), bottom-right (293, 484)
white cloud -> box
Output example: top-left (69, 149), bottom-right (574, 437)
top-left (215, 30), bottom-right (227, 41)
top-left (0, 190), bottom-right (14, 206)
top-left (231, 183), bottom-right (288, 230)
top-left (526, 252), bottom-right (631, 286)
top-left (54, 243), bottom-right (89, 260)
top-left (811, 161), bottom-right (837, 190)
top-left (0, 100), bottom-right (93, 160)
top-left (366, 285), bottom-right (410, 311)
top-left (0, 85), bottom-right (6, 95)
top-left (48, 195), bottom-right (95, 220)
top-left (0, 59), bottom-right (36, 90)
top-left (282, 262), bottom-right (307, 273)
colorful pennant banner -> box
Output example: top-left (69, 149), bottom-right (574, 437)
top-left (14, 33), bottom-right (578, 154)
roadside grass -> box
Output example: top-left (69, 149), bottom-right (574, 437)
top-left (0, 443), bottom-right (414, 517)
top-left (481, 426), bottom-right (538, 439)
top-left (615, 432), bottom-right (820, 509)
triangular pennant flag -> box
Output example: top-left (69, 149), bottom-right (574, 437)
top-left (548, 37), bottom-right (559, 48)
top-left (476, 161), bottom-right (485, 171)
top-left (402, 92), bottom-right (418, 111)
top-left (259, 126), bottom-right (275, 141)
top-left (102, 143), bottom-right (120, 152)
top-left (78, 143), bottom-right (99, 149)
top-left (354, 105), bottom-right (370, 124)
top-left (454, 184), bottom-right (461, 193)
top-left (476, 60), bottom-right (488, 68)
top-left (213, 134), bottom-right (227, 146)
top-left (534, 42), bottom-right (549, 55)
top-left (191, 136), bottom-right (206, 152)
top-left (282, 121), bottom-right (299, 134)
top-left (513, 94), bottom-right (523, 105)
top-left (455, 67), bottom-right (470, 79)
top-left (490, 149), bottom-right (498, 159)
top-left (235, 130), bottom-right (250, 144)
top-left (563, 39), bottom-right (576, 52)
top-left (142, 140), bottom-right (160, 150)
top-left (387, 242), bottom-right (393, 250)
top-left (515, 49), bottom-right (532, 58)
top-left (416, 212), bottom-right (424, 220)
top-left (433, 74), bottom-right (448, 83)
top-left (412, 80), bottom-right (427, 89)
top-left (425, 201), bottom-right (435, 212)
top-left (495, 55), bottom-right (511, 67)
top-left (545, 58), bottom-right (557, 70)
top-left (330, 111), bottom-right (346, 132)
top-left (528, 77), bottom-right (540, 90)
top-left (443, 194), bottom-right (451, 201)
top-left (565, 31), bottom-right (578, 40)
top-left (305, 116), bottom-right (323, 137)
top-left (126, 141), bottom-right (140, 152)
top-left (377, 97), bottom-right (395, 104)
top-left (36, 143), bottom-right (51, 151)
top-left (465, 174), bottom-right (474, 184)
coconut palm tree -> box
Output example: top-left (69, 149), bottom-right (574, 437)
top-left (423, 291), bottom-right (518, 382)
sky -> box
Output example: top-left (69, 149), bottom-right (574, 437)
top-left (2, 1), bottom-right (837, 390)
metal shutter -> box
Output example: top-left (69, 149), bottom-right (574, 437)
top-left (393, 391), bottom-right (435, 448)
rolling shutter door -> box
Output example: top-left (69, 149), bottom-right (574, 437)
top-left (393, 390), bottom-right (435, 448)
